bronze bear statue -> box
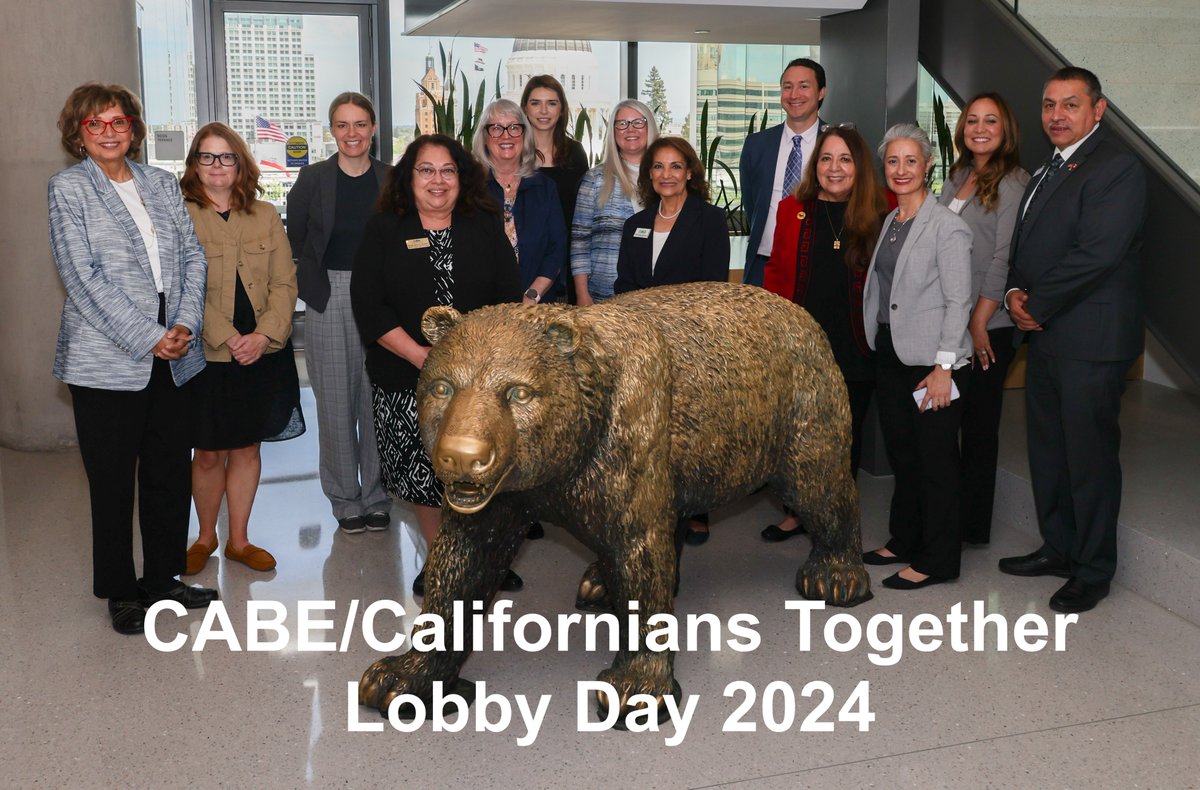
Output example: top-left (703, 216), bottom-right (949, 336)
top-left (360, 281), bottom-right (871, 721)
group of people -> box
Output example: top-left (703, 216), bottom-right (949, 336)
top-left (743, 59), bottom-right (1144, 612)
top-left (50, 57), bottom-right (1144, 636)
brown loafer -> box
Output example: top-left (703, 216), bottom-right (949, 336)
top-left (184, 538), bottom-right (218, 575)
top-left (224, 542), bottom-right (277, 572)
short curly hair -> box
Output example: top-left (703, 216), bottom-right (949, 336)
top-left (57, 82), bottom-right (147, 161)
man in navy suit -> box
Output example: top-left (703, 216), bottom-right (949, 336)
top-left (999, 67), bottom-right (1146, 614)
top-left (738, 57), bottom-right (826, 286)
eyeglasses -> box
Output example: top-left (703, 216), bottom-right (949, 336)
top-left (414, 165), bottom-right (459, 180)
top-left (195, 152), bottom-right (239, 167)
top-left (81, 117), bottom-right (134, 135)
top-left (485, 123), bottom-right (525, 138)
top-left (613, 118), bottom-right (649, 131)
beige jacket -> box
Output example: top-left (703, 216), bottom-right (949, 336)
top-left (187, 200), bottom-right (297, 362)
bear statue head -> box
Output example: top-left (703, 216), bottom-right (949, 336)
top-left (418, 304), bottom-right (602, 514)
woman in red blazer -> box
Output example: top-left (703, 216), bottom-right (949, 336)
top-left (762, 126), bottom-right (888, 541)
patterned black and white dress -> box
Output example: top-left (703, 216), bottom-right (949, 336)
top-left (371, 228), bottom-right (454, 506)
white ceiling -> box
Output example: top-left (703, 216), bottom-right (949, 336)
top-left (404, 0), bottom-right (868, 44)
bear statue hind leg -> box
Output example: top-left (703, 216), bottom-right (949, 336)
top-left (797, 554), bottom-right (874, 607)
top-left (786, 467), bottom-right (873, 607)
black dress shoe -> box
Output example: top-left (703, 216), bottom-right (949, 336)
top-left (761, 523), bottom-right (806, 542)
top-left (862, 550), bottom-right (907, 566)
top-left (500, 569), bottom-right (524, 591)
top-left (684, 528), bottom-right (709, 546)
top-left (526, 521), bottom-right (545, 540)
top-left (412, 568), bottom-right (426, 597)
top-left (998, 550), bottom-right (1070, 578)
top-left (881, 571), bottom-right (948, 590)
top-left (1049, 577), bottom-right (1110, 613)
top-left (108, 599), bottom-right (146, 635)
top-left (139, 581), bottom-right (219, 609)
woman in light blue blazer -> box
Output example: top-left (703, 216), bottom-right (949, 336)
top-left (49, 83), bottom-right (217, 636)
top-left (861, 124), bottom-right (973, 591)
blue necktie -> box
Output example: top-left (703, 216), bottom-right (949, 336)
top-left (782, 135), bottom-right (804, 196)
top-left (1022, 152), bottom-right (1065, 221)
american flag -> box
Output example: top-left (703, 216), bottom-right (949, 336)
top-left (473, 42), bottom-right (488, 54)
top-left (255, 115), bottom-right (287, 142)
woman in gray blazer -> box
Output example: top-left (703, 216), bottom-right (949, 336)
top-left (287, 92), bottom-right (393, 535)
top-left (938, 94), bottom-right (1030, 545)
top-left (49, 83), bottom-right (217, 635)
top-left (861, 124), bottom-right (973, 590)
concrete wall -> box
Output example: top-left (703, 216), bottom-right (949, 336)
top-left (0, 1), bottom-right (139, 449)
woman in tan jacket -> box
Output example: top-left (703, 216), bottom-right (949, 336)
top-left (181, 122), bottom-right (304, 574)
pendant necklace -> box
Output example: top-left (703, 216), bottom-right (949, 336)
top-left (823, 201), bottom-right (845, 250)
top-left (888, 214), bottom-right (912, 243)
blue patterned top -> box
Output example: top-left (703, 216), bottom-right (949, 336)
top-left (570, 165), bottom-right (638, 301)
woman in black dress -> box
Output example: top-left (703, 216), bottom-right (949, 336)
top-left (762, 126), bottom-right (887, 541)
top-left (351, 135), bottom-right (521, 595)
top-left (182, 122), bottom-right (304, 574)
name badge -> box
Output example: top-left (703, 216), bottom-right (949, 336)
top-left (633, 227), bottom-right (651, 239)
top-left (406, 237), bottom-right (430, 249)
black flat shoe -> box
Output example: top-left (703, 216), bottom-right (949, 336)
top-left (1049, 577), bottom-right (1110, 613)
top-left (862, 550), bottom-right (907, 566)
top-left (500, 569), bottom-right (524, 591)
top-left (881, 571), bottom-right (947, 590)
top-left (412, 569), bottom-right (426, 597)
top-left (684, 528), bottom-right (709, 546)
top-left (998, 550), bottom-right (1070, 578)
top-left (138, 581), bottom-right (219, 609)
top-left (526, 521), bottom-right (545, 540)
top-left (364, 511), bottom-right (391, 531)
top-left (761, 523), bottom-right (806, 542)
top-left (108, 599), bottom-right (146, 635)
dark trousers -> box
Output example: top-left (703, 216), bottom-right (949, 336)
top-left (959, 326), bottom-right (1016, 543)
top-left (69, 357), bottom-right (192, 599)
top-left (743, 253), bottom-right (768, 287)
top-left (874, 327), bottom-right (966, 579)
top-left (846, 378), bottom-right (875, 478)
top-left (1025, 345), bottom-right (1129, 584)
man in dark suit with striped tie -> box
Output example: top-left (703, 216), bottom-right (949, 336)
top-left (998, 67), bottom-right (1146, 613)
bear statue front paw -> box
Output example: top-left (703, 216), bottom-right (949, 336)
top-left (360, 654), bottom-right (437, 715)
top-left (575, 561), bottom-right (613, 613)
top-left (797, 556), bottom-right (873, 607)
top-left (593, 667), bottom-right (682, 727)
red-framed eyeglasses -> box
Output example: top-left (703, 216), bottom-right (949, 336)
top-left (81, 117), bottom-right (134, 136)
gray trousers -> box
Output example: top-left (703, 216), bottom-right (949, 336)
top-left (305, 270), bottom-right (387, 520)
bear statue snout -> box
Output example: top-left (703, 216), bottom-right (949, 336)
top-left (435, 435), bottom-right (497, 479)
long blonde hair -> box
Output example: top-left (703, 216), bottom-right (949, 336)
top-left (598, 99), bottom-right (658, 208)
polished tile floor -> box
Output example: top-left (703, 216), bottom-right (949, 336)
top-left (1, 387), bottom-right (1198, 788)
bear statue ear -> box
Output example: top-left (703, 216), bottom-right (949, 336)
top-left (543, 315), bottom-right (580, 356)
top-left (422, 306), bottom-right (464, 345)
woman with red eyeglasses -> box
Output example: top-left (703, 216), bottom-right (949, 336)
top-left (48, 83), bottom-right (217, 636)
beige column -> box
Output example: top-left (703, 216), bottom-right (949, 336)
top-left (0, 1), bottom-right (139, 449)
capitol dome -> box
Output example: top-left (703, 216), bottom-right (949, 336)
top-left (504, 38), bottom-right (612, 138)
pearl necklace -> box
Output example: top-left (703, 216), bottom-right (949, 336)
top-left (657, 201), bottom-right (683, 220)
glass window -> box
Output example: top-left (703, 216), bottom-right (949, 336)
top-left (917, 64), bottom-right (961, 195)
top-left (221, 10), bottom-right (363, 210)
top-left (389, 33), bottom-right (622, 163)
top-left (137, 0), bottom-right (199, 178)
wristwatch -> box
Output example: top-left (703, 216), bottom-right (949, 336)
top-left (524, 288), bottom-right (540, 303)
top-left (939, 361), bottom-right (953, 371)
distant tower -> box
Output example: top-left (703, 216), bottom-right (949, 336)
top-left (416, 53), bottom-right (442, 134)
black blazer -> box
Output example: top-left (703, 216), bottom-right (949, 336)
top-left (286, 154), bottom-right (392, 312)
top-left (350, 208), bottom-right (521, 391)
top-left (1006, 128), bottom-right (1146, 362)
top-left (614, 192), bottom-right (730, 293)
